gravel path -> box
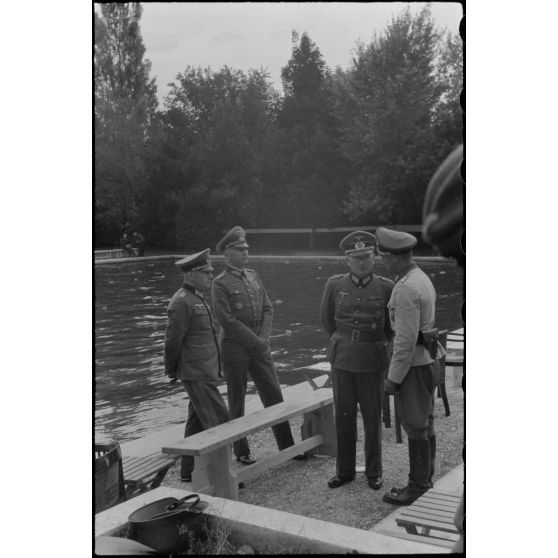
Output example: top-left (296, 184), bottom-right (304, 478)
top-left (162, 370), bottom-right (464, 531)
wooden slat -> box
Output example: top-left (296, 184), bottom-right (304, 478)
top-left (400, 509), bottom-right (456, 524)
top-left (396, 515), bottom-right (459, 534)
top-left (407, 500), bottom-right (458, 513)
top-left (412, 496), bottom-right (461, 509)
top-left (405, 506), bottom-right (456, 521)
top-left (124, 456), bottom-right (174, 478)
top-left (235, 435), bottom-right (323, 484)
top-left (162, 390), bottom-right (333, 456)
top-left (374, 528), bottom-right (457, 549)
top-left (126, 463), bottom-right (173, 483)
top-left (419, 491), bottom-right (461, 503)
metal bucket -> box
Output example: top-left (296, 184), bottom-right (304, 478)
top-left (127, 494), bottom-right (209, 554)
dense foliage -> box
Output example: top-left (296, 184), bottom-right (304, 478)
top-left (94, 4), bottom-right (463, 249)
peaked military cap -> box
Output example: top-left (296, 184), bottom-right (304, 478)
top-left (175, 248), bottom-right (214, 272)
top-left (216, 225), bottom-right (249, 253)
top-left (340, 230), bottom-right (376, 255)
top-left (375, 227), bottom-right (417, 254)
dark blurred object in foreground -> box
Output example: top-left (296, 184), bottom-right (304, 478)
top-left (422, 144), bottom-right (464, 266)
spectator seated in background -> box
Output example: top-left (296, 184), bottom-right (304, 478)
top-left (132, 232), bottom-right (146, 257)
top-left (120, 233), bottom-right (135, 257)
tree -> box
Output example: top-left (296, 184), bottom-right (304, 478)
top-left (94, 3), bottom-right (157, 247)
top-left (155, 66), bottom-right (282, 249)
top-left (277, 32), bottom-right (349, 239)
top-left (335, 6), bottom-right (460, 224)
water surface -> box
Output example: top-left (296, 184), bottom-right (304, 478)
top-left (95, 259), bottom-right (463, 441)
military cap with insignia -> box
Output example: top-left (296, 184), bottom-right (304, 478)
top-left (375, 227), bottom-right (417, 254)
top-left (216, 225), bottom-right (249, 253)
top-left (175, 248), bottom-right (214, 272)
top-left (340, 230), bottom-right (376, 255)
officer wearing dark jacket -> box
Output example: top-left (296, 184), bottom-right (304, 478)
top-left (377, 227), bottom-right (443, 506)
top-left (164, 248), bottom-right (230, 481)
top-left (320, 231), bottom-right (394, 490)
top-left (211, 226), bottom-right (298, 464)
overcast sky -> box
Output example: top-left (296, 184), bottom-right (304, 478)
top-left (140, 2), bottom-right (463, 105)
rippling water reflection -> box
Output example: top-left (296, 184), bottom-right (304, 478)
top-left (95, 259), bottom-right (463, 442)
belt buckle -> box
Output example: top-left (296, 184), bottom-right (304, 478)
top-left (351, 329), bottom-right (360, 342)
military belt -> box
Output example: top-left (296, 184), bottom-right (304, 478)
top-left (337, 326), bottom-right (384, 343)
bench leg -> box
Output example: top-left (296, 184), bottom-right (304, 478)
top-left (301, 404), bottom-right (337, 457)
top-left (383, 392), bottom-right (391, 428)
top-left (192, 446), bottom-right (239, 500)
top-left (439, 382), bottom-right (451, 416)
top-left (148, 465), bottom-right (173, 490)
top-left (394, 400), bottom-right (403, 444)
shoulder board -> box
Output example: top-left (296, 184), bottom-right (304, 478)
top-left (214, 270), bottom-right (226, 281)
top-left (329, 273), bottom-right (344, 280)
top-left (377, 275), bottom-right (395, 285)
top-left (244, 268), bottom-right (257, 275)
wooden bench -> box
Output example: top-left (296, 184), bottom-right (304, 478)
top-left (121, 453), bottom-right (177, 499)
top-left (395, 489), bottom-right (461, 546)
top-left (96, 439), bottom-right (177, 501)
top-left (162, 388), bottom-right (335, 500)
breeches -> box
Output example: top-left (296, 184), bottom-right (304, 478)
top-left (394, 361), bottom-right (439, 440)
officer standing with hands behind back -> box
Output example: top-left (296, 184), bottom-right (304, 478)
top-left (320, 231), bottom-right (394, 491)
top-left (211, 226), bottom-right (302, 465)
top-left (163, 248), bottom-right (230, 482)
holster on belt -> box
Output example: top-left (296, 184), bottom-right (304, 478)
top-left (417, 328), bottom-right (439, 359)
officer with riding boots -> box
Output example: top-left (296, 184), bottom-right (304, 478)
top-left (377, 227), bottom-right (444, 506)
top-left (163, 248), bottom-right (230, 482)
top-left (211, 226), bottom-right (301, 465)
top-left (320, 231), bottom-right (394, 491)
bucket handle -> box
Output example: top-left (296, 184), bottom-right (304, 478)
top-left (165, 494), bottom-right (200, 512)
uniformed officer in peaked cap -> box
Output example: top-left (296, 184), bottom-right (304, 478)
top-left (164, 248), bottom-right (230, 482)
top-left (320, 230), bottom-right (394, 490)
top-left (376, 227), bottom-right (444, 506)
top-left (212, 226), bottom-right (302, 465)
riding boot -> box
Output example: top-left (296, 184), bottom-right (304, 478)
top-left (383, 439), bottom-right (431, 506)
top-left (427, 435), bottom-right (436, 487)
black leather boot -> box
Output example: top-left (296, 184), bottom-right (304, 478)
top-left (427, 435), bottom-right (436, 486)
top-left (383, 439), bottom-right (431, 506)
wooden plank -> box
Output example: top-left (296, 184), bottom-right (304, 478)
top-left (396, 515), bottom-right (459, 534)
top-left (400, 509), bottom-right (457, 525)
top-left (125, 460), bottom-right (174, 482)
top-left (405, 506), bottom-right (456, 521)
top-left (123, 455), bottom-right (174, 476)
top-left (235, 435), bottom-right (323, 484)
top-left (419, 491), bottom-right (461, 503)
top-left (408, 500), bottom-right (458, 513)
top-left (412, 496), bottom-right (461, 509)
top-left (162, 390), bottom-right (333, 456)
top-left (375, 528), bottom-right (457, 549)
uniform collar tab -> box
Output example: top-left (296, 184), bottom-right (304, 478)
top-left (350, 273), bottom-right (372, 288)
top-left (226, 264), bottom-right (246, 277)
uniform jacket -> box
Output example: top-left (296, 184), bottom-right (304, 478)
top-left (387, 263), bottom-right (437, 384)
top-left (320, 272), bottom-right (394, 373)
top-left (211, 265), bottom-right (273, 362)
top-left (164, 284), bottom-right (220, 381)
